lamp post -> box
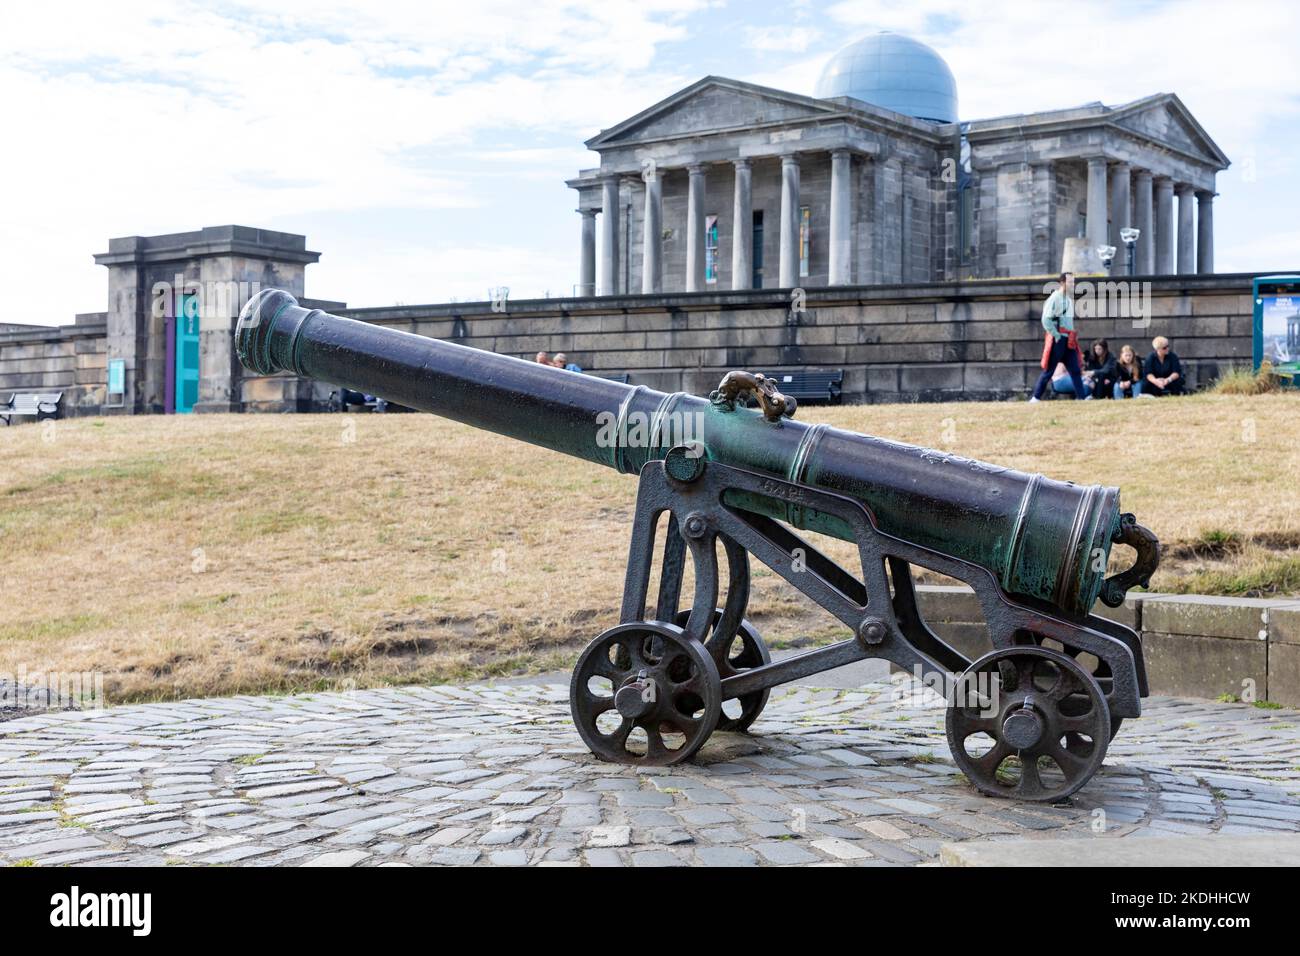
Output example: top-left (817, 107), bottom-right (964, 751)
top-left (1097, 245), bottom-right (1117, 275)
top-left (1120, 227), bottom-right (1140, 276)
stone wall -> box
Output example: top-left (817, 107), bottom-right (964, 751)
top-left (2, 273), bottom-right (1263, 414)
top-left (261, 271), bottom-right (1254, 407)
top-left (916, 585), bottom-right (1300, 706)
top-left (0, 314), bottom-right (107, 415)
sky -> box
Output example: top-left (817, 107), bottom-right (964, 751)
top-left (2, 0), bottom-right (1299, 325)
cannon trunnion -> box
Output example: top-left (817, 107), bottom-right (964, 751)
top-left (236, 290), bottom-right (1159, 801)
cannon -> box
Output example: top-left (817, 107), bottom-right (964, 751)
top-left (235, 290), bottom-right (1160, 801)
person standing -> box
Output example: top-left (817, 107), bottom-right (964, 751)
top-left (1030, 273), bottom-right (1089, 402)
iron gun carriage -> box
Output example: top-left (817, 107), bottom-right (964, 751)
top-left (236, 289), bottom-right (1160, 801)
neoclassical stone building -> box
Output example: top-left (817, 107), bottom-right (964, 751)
top-left (567, 32), bottom-right (1229, 293)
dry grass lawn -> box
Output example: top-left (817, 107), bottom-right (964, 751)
top-left (2, 392), bottom-right (1298, 703)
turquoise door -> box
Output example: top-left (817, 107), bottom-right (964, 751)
top-left (175, 294), bottom-right (200, 413)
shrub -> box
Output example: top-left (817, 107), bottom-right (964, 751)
top-left (1211, 363), bottom-right (1283, 395)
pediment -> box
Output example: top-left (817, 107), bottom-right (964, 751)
top-left (1110, 95), bottom-right (1229, 168)
top-left (586, 78), bottom-right (839, 148)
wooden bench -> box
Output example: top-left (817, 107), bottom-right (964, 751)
top-left (0, 391), bottom-right (63, 426)
top-left (592, 372), bottom-right (630, 384)
top-left (762, 370), bottom-right (843, 405)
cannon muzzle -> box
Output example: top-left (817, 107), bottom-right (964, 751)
top-left (236, 289), bottom-right (1158, 618)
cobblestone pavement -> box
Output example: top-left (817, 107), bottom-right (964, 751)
top-left (1, 679), bottom-right (1298, 866)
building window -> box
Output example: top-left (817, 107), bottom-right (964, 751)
top-left (752, 210), bottom-right (764, 288)
top-left (704, 215), bottom-right (719, 284)
top-left (799, 206), bottom-right (811, 278)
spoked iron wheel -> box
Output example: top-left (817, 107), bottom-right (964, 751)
top-left (1022, 635), bottom-right (1124, 746)
top-left (674, 608), bottom-right (771, 733)
top-left (570, 622), bottom-right (721, 766)
top-left (946, 646), bottom-right (1110, 802)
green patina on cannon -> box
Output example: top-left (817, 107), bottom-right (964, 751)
top-left (236, 289), bottom-right (1160, 801)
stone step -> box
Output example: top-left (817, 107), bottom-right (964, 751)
top-left (940, 833), bottom-right (1300, 867)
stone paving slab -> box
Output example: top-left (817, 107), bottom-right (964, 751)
top-left (0, 678), bottom-right (1297, 867)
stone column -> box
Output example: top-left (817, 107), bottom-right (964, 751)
top-left (1197, 190), bottom-right (1215, 274)
top-left (1030, 162), bottom-right (1057, 275)
top-left (1154, 177), bottom-right (1174, 274)
top-left (731, 159), bottom-right (752, 290)
top-left (577, 209), bottom-right (596, 296)
top-left (1175, 183), bottom-right (1195, 274)
top-left (685, 164), bottom-right (707, 292)
top-left (828, 149), bottom-right (853, 285)
top-left (779, 155), bottom-right (801, 287)
top-left (1133, 169), bottom-right (1154, 274)
top-left (641, 166), bottom-right (662, 294)
top-left (1109, 162), bottom-right (1132, 273)
top-left (598, 176), bottom-right (619, 296)
top-left (1086, 157), bottom-right (1109, 253)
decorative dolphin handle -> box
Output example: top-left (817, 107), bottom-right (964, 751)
top-left (1099, 513), bottom-right (1161, 608)
top-left (711, 370), bottom-right (797, 422)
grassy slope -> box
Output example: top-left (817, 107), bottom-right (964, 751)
top-left (1, 393), bottom-right (1297, 702)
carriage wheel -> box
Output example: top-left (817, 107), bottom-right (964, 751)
top-left (570, 622), bottom-right (721, 766)
top-left (674, 608), bottom-right (771, 733)
top-left (946, 646), bottom-right (1110, 802)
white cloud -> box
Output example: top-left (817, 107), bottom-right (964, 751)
top-left (743, 26), bottom-right (822, 53)
top-left (1, 0), bottom-right (1296, 325)
top-left (0, 0), bottom-right (706, 323)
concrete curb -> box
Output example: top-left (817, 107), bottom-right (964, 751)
top-left (915, 585), bottom-right (1300, 705)
top-left (940, 834), bottom-right (1300, 867)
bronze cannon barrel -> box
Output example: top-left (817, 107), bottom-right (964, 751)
top-left (235, 290), bottom-right (1156, 618)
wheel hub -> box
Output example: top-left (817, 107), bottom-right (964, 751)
top-left (1001, 705), bottom-right (1044, 749)
top-left (614, 674), bottom-right (656, 719)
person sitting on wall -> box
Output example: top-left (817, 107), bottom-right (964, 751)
top-left (1113, 344), bottom-right (1144, 399)
top-left (1143, 336), bottom-right (1185, 397)
top-left (552, 352), bottom-right (583, 372)
top-left (1085, 339), bottom-right (1118, 400)
top-left (1030, 272), bottom-right (1089, 402)
top-left (535, 351), bottom-right (551, 365)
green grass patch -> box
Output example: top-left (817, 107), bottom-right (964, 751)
top-left (1161, 555), bottom-right (1300, 598)
top-left (1197, 528), bottom-right (1244, 552)
top-left (0, 612), bottom-right (110, 643)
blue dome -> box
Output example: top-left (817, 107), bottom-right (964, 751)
top-left (814, 32), bottom-right (958, 124)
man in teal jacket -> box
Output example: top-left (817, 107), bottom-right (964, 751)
top-left (1030, 272), bottom-right (1089, 402)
